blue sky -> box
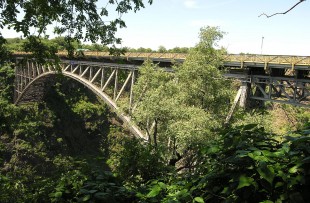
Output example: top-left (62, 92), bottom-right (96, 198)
top-left (2, 0), bottom-right (309, 55)
top-left (115, 0), bottom-right (310, 55)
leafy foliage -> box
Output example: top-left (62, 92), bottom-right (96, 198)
top-left (135, 125), bottom-right (310, 203)
top-left (129, 26), bottom-right (233, 158)
top-left (76, 170), bottom-right (135, 203)
top-left (177, 26), bottom-right (230, 115)
top-left (107, 129), bottom-right (170, 185)
top-left (0, 37), bottom-right (11, 63)
top-left (0, 0), bottom-right (153, 58)
top-left (0, 63), bottom-right (14, 101)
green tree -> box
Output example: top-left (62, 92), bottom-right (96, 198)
top-left (169, 46), bottom-right (190, 53)
top-left (50, 37), bottom-right (67, 50)
top-left (136, 47), bottom-right (154, 52)
top-left (0, 0), bottom-right (153, 57)
top-left (0, 63), bottom-right (14, 101)
top-left (0, 37), bottom-right (11, 62)
top-left (49, 36), bottom-right (79, 51)
top-left (129, 26), bottom-right (233, 159)
top-left (4, 37), bottom-right (26, 52)
top-left (177, 26), bottom-right (231, 116)
top-left (157, 45), bottom-right (167, 53)
top-left (90, 43), bottom-right (109, 51)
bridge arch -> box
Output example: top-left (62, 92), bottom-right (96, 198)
top-left (14, 59), bottom-right (147, 140)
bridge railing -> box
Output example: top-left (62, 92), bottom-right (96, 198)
top-left (224, 54), bottom-right (310, 68)
top-left (13, 51), bottom-right (310, 67)
top-left (56, 51), bottom-right (188, 60)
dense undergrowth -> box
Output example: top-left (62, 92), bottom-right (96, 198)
top-left (135, 126), bottom-right (310, 203)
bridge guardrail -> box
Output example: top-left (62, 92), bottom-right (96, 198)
top-left (13, 51), bottom-right (310, 68)
top-left (223, 54), bottom-right (310, 69)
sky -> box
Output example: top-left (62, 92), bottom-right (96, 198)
top-left (2, 0), bottom-right (310, 56)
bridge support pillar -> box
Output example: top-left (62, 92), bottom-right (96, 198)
top-left (239, 82), bottom-right (250, 108)
top-left (225, 78), bottom-right (269, 124)
top-left (13, 63), bottom-right (19, 103)
top-left (225, 82), bottom-right (249, 124)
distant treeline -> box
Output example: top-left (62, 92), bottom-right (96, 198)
top-left (4, 37), bottom-right (190, 53)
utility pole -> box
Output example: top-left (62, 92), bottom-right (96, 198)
top-left (260, 36), bottom-right (264, 55)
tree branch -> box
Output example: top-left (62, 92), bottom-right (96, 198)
top-left (259, 0), bottom-right (306, 18)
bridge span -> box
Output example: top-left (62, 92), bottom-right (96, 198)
top-left (13, 52), bottom-right (310, 139)
top-left (14, 51), bottom-right (310, 106)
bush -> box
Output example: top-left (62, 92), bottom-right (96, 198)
top-left (136, 125), bottom-right (310, 203)
top-left (107, 129), bottom-right (171, 186)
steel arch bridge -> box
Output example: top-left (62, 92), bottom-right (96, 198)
top-left (14, 59), bottom-right (148, 140)
top-left (13, 52), bottom-right (310, 140)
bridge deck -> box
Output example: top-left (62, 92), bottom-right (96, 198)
top-left (14, 51), bottom-right (310, 69)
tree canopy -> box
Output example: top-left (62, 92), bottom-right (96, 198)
top-left (0, 0), bottom-right (153, 57)
top-left (127, 26), bottom-right (233, 155)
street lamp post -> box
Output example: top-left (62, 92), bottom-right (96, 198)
top-left (261, 36), bottom-right (264, 55)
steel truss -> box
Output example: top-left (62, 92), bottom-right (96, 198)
top-left (244, 75), bottom-right (309, 107)
top-left (14, 59), bottom-right (147, 140)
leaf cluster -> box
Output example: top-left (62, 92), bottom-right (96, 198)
top-left (107, 132), bottom-right (170, 185)
top-left (0, 0), bottom-right (153, 59)
top-left (136, 125), bottom-right (310, 203)
top-left (129, 26), bottom-right (233, 155)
